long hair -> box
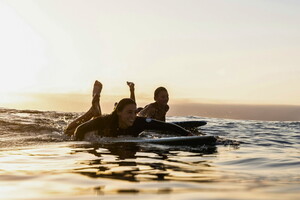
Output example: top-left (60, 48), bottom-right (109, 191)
top-left (108, 98), bottom-right (137, 136)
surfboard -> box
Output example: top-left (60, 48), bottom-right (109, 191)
top-left (114, 135), bottom-right (216, 146)
top-left (172, 121), bottom-right (207, 129)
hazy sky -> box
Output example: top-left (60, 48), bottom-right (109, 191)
top-left (1, 0), bottom-right (300, 108)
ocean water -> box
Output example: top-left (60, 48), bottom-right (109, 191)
top-left (0, 108), bottom-right (299, 200)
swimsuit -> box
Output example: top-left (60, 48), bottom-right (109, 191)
top-left (74, 116), bottom-right (189, 140)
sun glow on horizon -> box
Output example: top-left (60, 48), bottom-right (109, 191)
top-left (1, 0), bottom-right (300, 109)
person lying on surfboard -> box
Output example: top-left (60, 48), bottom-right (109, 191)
top-left (127, 82), bottom-right (169, 122)
top-left (65, 81), bottom-right (177, 137)
top-left (74, 98), bottom-right (193, 140)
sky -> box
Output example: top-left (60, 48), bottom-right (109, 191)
top-left (0, 0), bottom-right (300, 114)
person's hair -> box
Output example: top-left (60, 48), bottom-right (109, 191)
top-left (112, 98), bottom-right (136, 115)
top-left (108, 98), bottom-right (137, 136)
top-left (154, 87), bottom-right (168, 100)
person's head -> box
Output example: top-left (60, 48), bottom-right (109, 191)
top-left (154, 87), bottom-right (169, 106)
top-left (112, 98), bottom-right (137, 129)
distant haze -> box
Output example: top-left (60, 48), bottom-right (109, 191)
top-left (169, 103), bottom-right (300, 121)
top-left (0, 0), bottom-right (300, 107)
top-left (2, 93), bottom-right (299, 121)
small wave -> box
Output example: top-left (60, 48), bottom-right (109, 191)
top-left (289, 121), bottom-right (300, 125)
top-left (216, 136), bottom-right (240, 146)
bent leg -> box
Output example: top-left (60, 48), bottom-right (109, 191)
top-left (64, 107), bottom-right (94, 136)
top-left (92, 80), bottom-right (102, 117)
top-left (64, 80), bottom-right (102, 136)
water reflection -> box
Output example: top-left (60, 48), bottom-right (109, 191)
top-left (72, 142), bottom-right (218, 188)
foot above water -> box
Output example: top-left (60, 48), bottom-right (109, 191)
top-left (93, 80), bottom-right (102, 97)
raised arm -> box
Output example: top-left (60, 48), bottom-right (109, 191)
top-left (127, 81), bottom-right (136, 102)
top-left (137, 104), bottom-right (156, 118)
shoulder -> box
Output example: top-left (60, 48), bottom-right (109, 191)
top-left (149, 102), bottom-right (157, 106)
top-left (93, 114), bottom-right (110, 122)
top-left (138, 103), bottom-right (156, 116)
top-left (143, 103), bottom-right (156, 109)
top-left (101, 114), bottom-right (112, 120)
top-left (147, 103), bottom-right (159, 112)
top-left (90, 114), bottom-right (113, 128)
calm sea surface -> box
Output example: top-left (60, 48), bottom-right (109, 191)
top-left (0, 108), bottom-right (299, 200)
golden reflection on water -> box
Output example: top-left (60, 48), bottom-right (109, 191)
top-left (71, 142), bottom-right (218, 185)
top-left (0, 142), bottom-right (299, 200)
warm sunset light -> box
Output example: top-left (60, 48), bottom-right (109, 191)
top-left (0, 2), bottom-right (299, 200)
top-left (0, 0), bottom-right (299, 118)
